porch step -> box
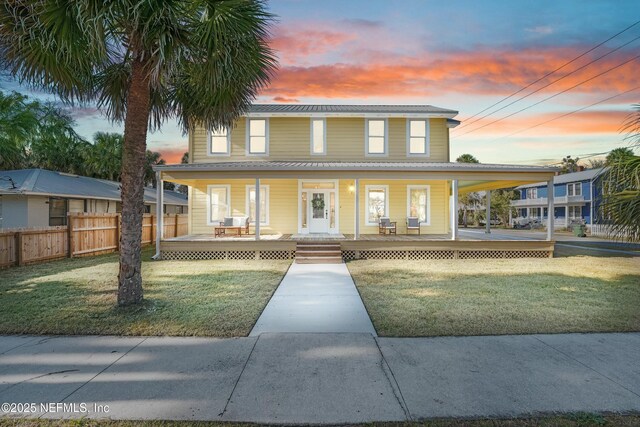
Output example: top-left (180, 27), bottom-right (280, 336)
top-left (295, 242), bottom-right (343, 264)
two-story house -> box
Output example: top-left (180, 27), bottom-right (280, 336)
top-left (154, 104), bottom-right (557, 261)
top-left (511, 168), bottom-right (602, 229)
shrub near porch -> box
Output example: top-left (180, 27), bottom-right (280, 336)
top-left (0, 248), bottom-right (290, 337)
top-left (348, 256), bottom-right (640, 337)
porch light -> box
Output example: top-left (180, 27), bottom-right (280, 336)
top-left (348, 184), bottom-right (355, 193)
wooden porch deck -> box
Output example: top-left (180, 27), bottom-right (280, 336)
top-left (164, 233), bottom-right (454, 242)
top-left (160, 232), bottom-right (555, 260)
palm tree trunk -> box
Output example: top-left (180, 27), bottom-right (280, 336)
top-left (117, 58), bottom-right (151, 306)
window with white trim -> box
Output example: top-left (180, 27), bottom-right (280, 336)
top-left (526, 188), bottom-right (538, 199)
top-left (407, 185), bottom-right (430, 223)
top-left (209, 127), bottom-right (230, 155)
top-left (567, 182), bottom-right (582, 196)
top-left (247, 119), bottom-right (268, 155)
top-left (311, 118), bottom-right (326, 155)
top-left (365, 185), bottom-right (388, 225)
top-left (568, 205), bottom-right (581, 219)
top-left (246, 185), bottom-right (269, 225)
top-left (366, 119), bottom-right (387, 155)
top-left (407, 120), bottom-right (429, 155)
top-left (207, 185), bottom-right (230, 224)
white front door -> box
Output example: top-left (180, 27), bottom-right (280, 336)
top-left (308, 191), bottom-right (330, 233)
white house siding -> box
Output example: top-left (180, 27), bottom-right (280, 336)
top-left (26, 196), bottom-right (49, 228)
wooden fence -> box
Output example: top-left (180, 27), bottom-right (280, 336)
top-left (0, 213), bottom-right (187, 268)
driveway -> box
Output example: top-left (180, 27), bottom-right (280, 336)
top-left (1, 332), bottom-right (639, 423)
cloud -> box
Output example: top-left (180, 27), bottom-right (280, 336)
top-left (272, 96), bottom-right (300, 103)
top-left (526, 26), bottom-right (554, 35)
top-left (157, 147), bottom-right (187, 164)
top-left (270, 24), bottom-right (356, 65)
top-left (263, 47), bottom-right (640, 99)
top-left (340, 19), bottom-right (383, 29)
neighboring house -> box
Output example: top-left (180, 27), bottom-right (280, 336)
top-left (0, 169), bottom-right (188, 229)
top-left (154, 104), bottom-right (556, 242)
top-left (511, 168), bottom-right (602, 228)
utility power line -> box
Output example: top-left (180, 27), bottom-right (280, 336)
top-left (457, 19), bottom-right (640, 128)
top-left (455, 53), bottom-right (640, 137)
top-left (543, 142), bottom-right (640, 165)
top-left (487, 86), bottom-right (640, 141)
top-left (457, 34), bottom-right (640, 130)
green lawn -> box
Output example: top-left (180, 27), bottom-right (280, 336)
top-left (348, 256), bottom-right (640, 337)
top-left (0, 248), bottom-right (290, 337)
top-left (2, 413), bottom-right (639, 426)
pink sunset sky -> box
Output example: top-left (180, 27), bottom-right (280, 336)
top-left (2, 0), bottom-right (639, 165)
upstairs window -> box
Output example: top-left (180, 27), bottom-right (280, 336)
top-left (247, 119), bottom-right (268, 155)
top-left (567, 183), bottom-right (582, 196)
top-left (526, 188), bottom-right (538, 199)
top-left (311, 118), bottom-right (326, 155)
top-left (407, 120), bottom-right (429, 155)
top-left (366, 119), bottom-right (387, 155)
top-left (209, 127), bottom-right (230, 155)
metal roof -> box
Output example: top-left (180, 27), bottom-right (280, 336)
top-left (247, 104), bottom-right (458, 116)
top-left (0, 169), bottom-right (188, 205)
top-left (516, 167), bottom-right (604, 189)
top-left (155, 161), bottom-right (557, 174)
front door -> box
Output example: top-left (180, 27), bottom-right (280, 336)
top-left (309, 191), bottom-right (329, 233)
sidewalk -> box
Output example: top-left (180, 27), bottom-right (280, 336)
top-left (250, 263), bottom-right (377, 336)
top-left (1, 332), bottom-right (639, 423)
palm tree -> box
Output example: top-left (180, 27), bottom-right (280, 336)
top-left (85, 132), bottom-right (124, 181)
top-left (0, 1), bottom-right (277, 305)
top-left (456, 153), bottom-right (479, 163)
top-left (0, 91), bottom-right (39, 169)
top-left (600, 105), bottom-right (640, 242)
top-left (606, 147), bottom-right (634, 165)
top-left (144, 151), bottom-right (165, 188)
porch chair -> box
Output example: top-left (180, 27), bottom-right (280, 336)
top-left (406, 217), bottom-right (421, 235)
top-left (378, 217), bottom-right (397, 235)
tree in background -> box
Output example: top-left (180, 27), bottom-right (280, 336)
top-left (1, 0), bottom-right (277, 305)
top-left (490, 189), bottom-right (518, 226)
top-left (144, 151), bottom-right (165, 188)
top-left (587, 158), bottom-right (606, 169)
top-left (29, 104), bottom-right (90, 175)
top-left (181, 152), bottom-right (189, 164)
top-left (456, 153), bottom-right (479, 164)
top-left (600, 105), bottom-right (640, 242)
top-left (606, 147), bottom-right (634, 165)
top-left (0, 92), bottom-right (39, 169)
top-left (84, 132), bottom-right (123, 181)
top-left (560, 155), bottom-right (581, 174)
top-left (456, 154), bottom-right (480, 226)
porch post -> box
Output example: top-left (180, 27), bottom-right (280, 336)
top-left (547, 179), bottom-right (554, 241)
top-left (255, 177), bottom-right (260, 240)
top-left (451, 179), bottom-right (459, 240)
top-left (153, 171), bottom-right (163, 259)
top-left (354, 178), bottom-right (360, 240)
top-left (485, 190), bottom-right (491, 234)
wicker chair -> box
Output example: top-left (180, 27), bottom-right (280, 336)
top-left (406, 217), bottom-right (421, 235)
top-left (378, 217), bottom-right (397, 235)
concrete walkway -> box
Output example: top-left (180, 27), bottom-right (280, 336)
top-left (250, 263), bottom-right (377, 336)
top-left (1, 333), bottom-right (639, 423)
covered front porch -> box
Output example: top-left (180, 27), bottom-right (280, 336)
top-left (152, 161), bottom-right (558, 260)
